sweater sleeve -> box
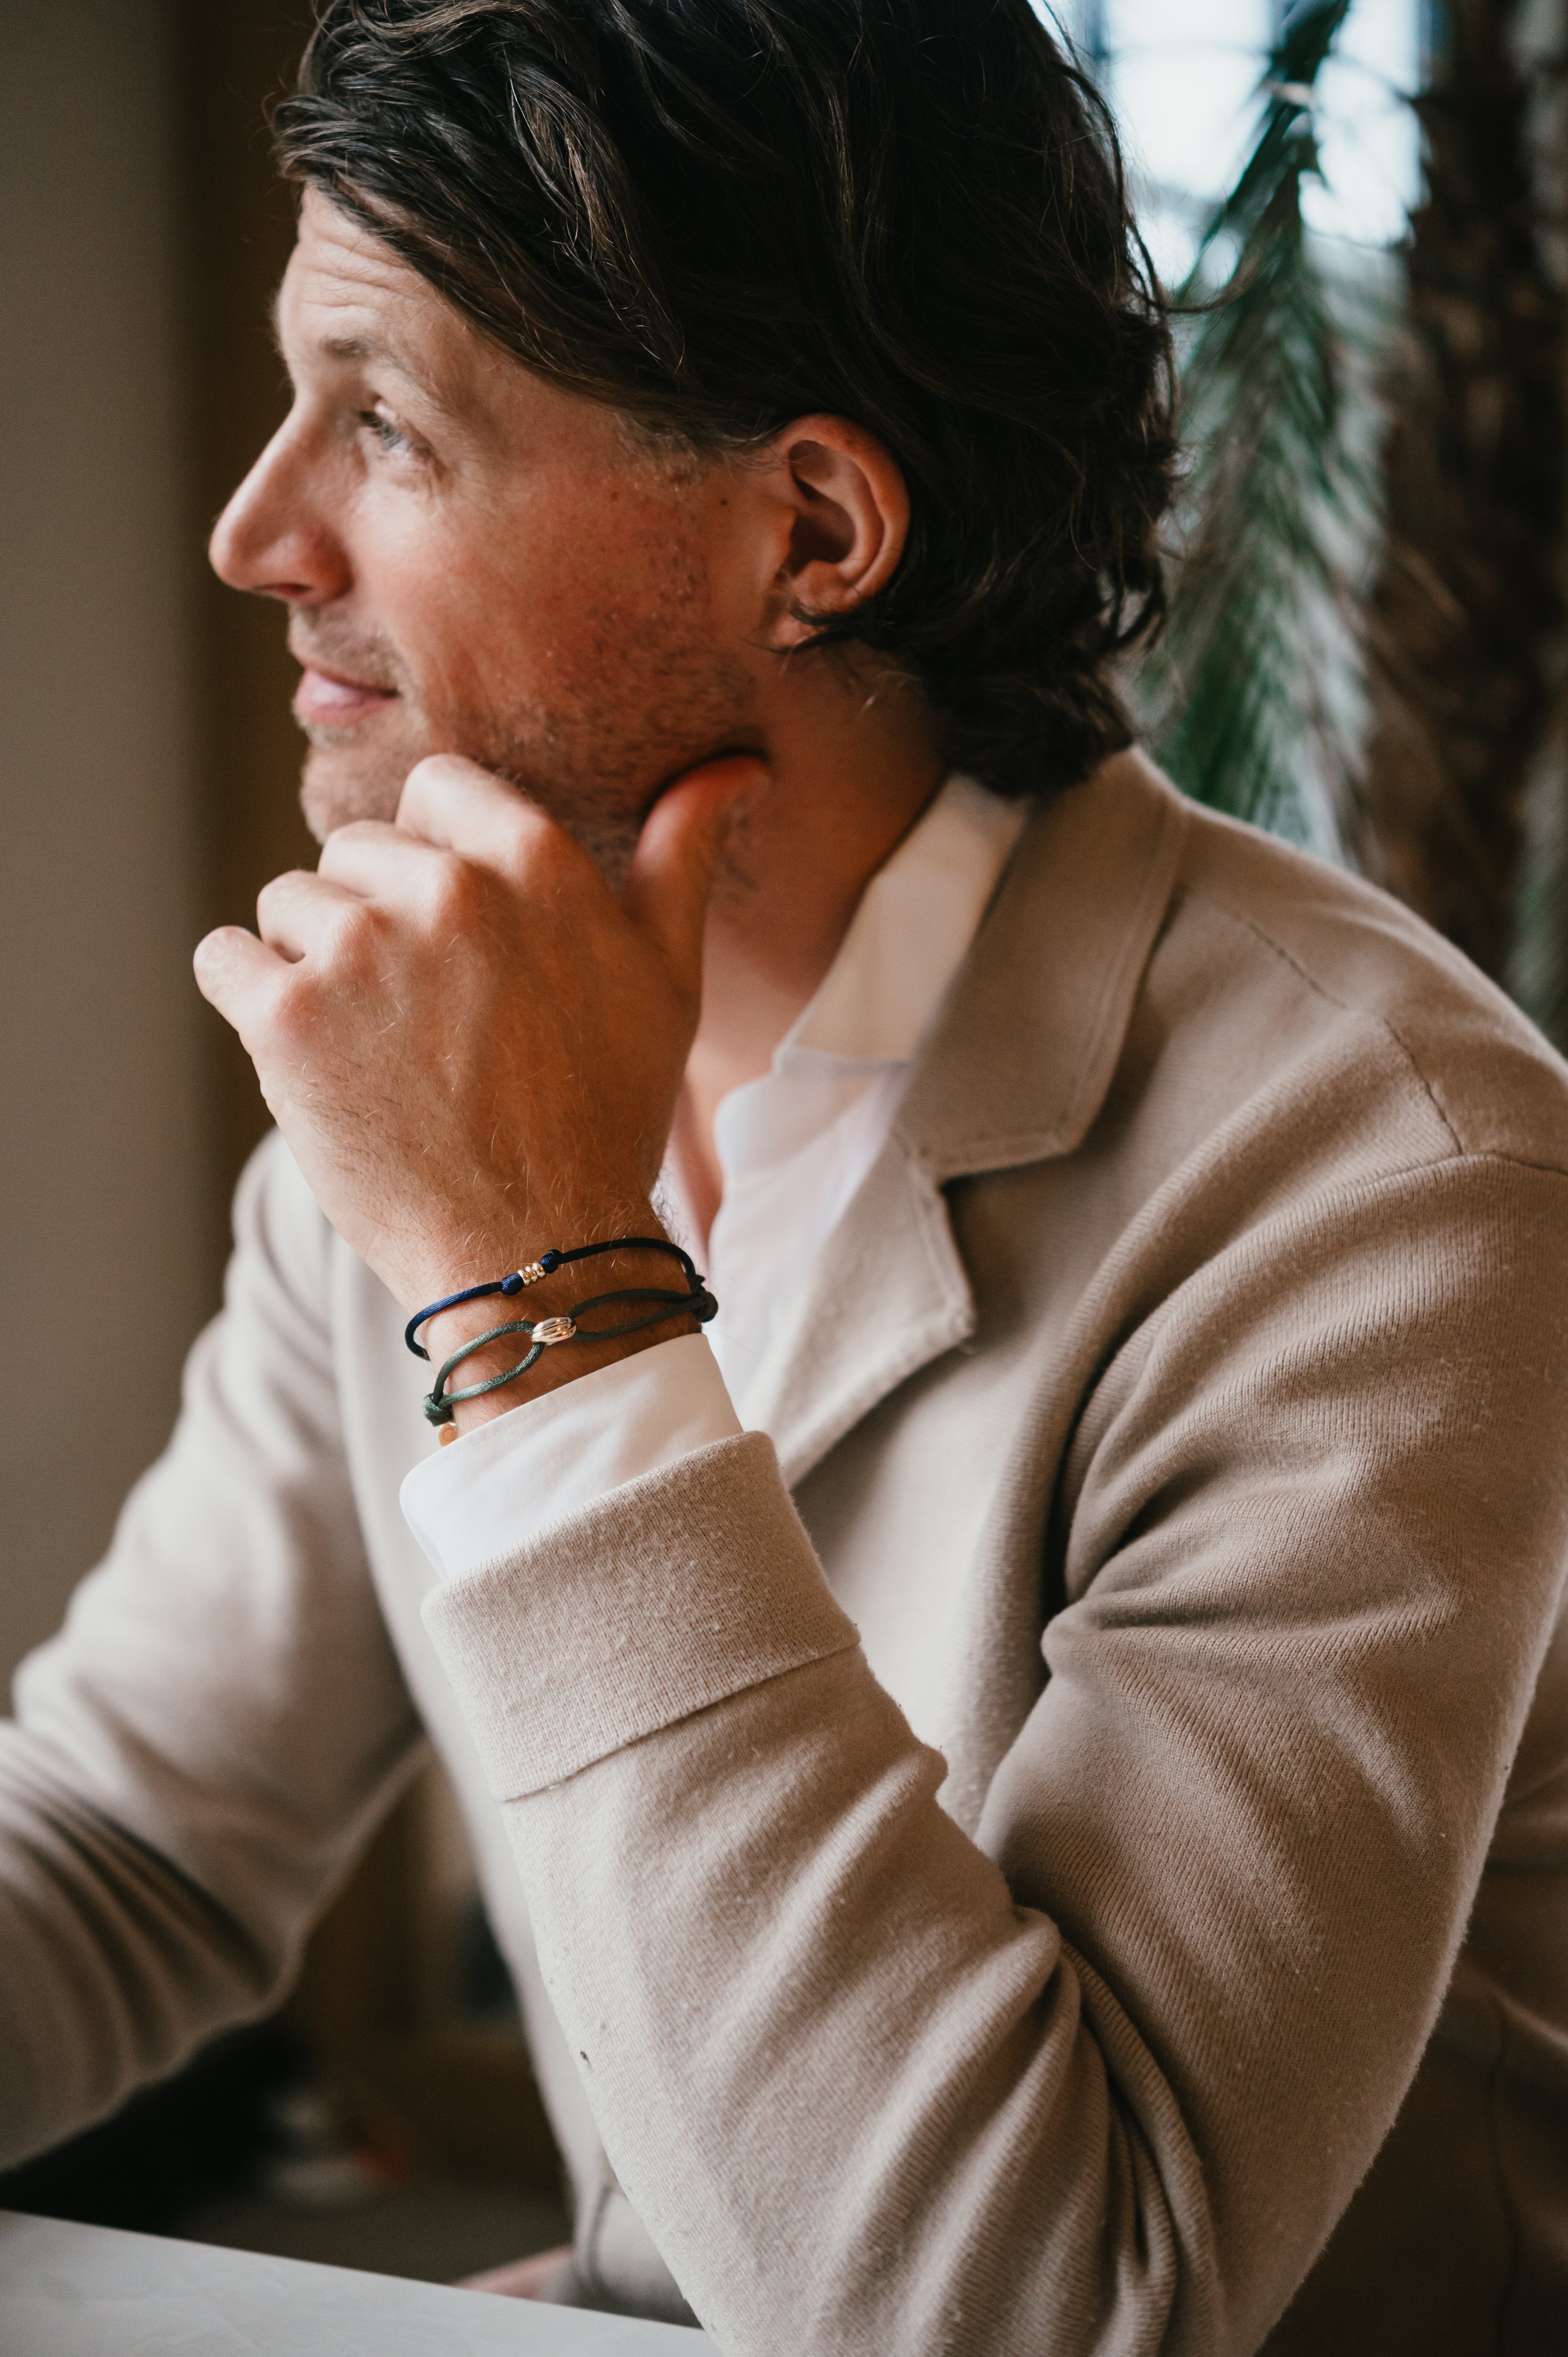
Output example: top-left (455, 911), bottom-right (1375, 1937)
top-left (0, 1134), bottom-right (422, 2169)
top-left (420, 1153), bottom-right (1568, 2356)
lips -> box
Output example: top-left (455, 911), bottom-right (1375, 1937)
top-left (293, 663), bottom-right (400, 728)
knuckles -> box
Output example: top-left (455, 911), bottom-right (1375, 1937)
top-left (318, 820), bottom-right (392, 873)
top-left (321, 895), bottom-right (391, 971)
top-left (419, 852), bottom-right (489, 935)
top-left (230, 798), bottom-right (659, 1095)
top-left (402, 751), bottom-right (484, 797)
top-left (253, 869), bottom-right (314, 931)
top-left (486, 821), bottom-right (590, 920)
top-left (250, 955), bottom-right (321, 1044)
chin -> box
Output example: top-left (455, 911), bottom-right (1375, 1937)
top-left (298, 737), bottom-right (411, 841)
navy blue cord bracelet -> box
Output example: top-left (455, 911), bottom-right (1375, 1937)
top-left (404, 1235), bottom-right (703, 1359)
top-left (405, 1236), bottom-right (717, 1433)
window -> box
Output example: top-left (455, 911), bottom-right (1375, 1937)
top-left (1041, 1), bottom-right (1421, 279)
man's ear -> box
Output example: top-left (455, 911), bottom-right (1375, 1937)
top-left (762, 416), bottom-right (909, 647)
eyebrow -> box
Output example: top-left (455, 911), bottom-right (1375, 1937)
top-left (268, 288), bottom-right (454, 412)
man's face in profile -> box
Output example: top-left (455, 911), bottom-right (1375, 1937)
top-left (210, 189), bottom-right (759, 873)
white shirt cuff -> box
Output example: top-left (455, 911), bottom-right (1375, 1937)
top-left (399, 1331), bottom-right (742, 1583)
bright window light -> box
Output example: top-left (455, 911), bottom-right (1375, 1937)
top-left (1036, 2), bottom-right (1422, 280)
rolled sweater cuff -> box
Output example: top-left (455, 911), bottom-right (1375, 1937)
top-left (420, 1431), bottom-right (859, 1797)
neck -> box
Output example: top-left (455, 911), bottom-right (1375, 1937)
top-left (673, 660), bottom-right (946, 1239)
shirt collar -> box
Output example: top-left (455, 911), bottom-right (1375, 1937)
top-left (779, 772), bottom-right (1028, 1069)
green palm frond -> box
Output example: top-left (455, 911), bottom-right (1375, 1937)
top-left (1511, 737), bottom-right (1568, 1049)
top-left (1130, 0), bottom-right (1383, 858)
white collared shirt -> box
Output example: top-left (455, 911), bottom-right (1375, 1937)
top-left (402, 774), bottom-right (1026, 1582)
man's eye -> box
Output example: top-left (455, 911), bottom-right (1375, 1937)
top-left (359, 406), bottom-right (413, 455)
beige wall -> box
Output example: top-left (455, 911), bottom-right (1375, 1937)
top-left (0, 1), bottom-right (553, 2179)
top-left (0, 0), bottom-right (217, 1686)
top-left (0, 0), bottom-right (318, 1692)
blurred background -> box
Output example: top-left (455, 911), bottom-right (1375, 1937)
top-left (0, 0), bottom-right (568, 2285)
top-left (1, 0), bottom-right (1564, 2287)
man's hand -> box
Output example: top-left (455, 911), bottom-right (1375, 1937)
top-left (193, 753), bottom-right (756, 1322)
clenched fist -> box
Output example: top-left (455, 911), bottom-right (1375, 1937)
top-left (195, 752), bottom-right (757, 1409)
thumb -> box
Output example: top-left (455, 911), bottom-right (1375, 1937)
top-left (622, 754), bottom-right (765, 982)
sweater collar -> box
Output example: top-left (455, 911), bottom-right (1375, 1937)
top-left (748, 750), bottom-right (1189, 1487)
top-left (895, 749), bottom-right (1189, 1181)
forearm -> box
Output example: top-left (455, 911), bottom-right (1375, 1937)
top-left (0, 1733), bottom-right (283, 2170)
top-left (512, 1664), bottom-right (1204, 2356)
top-left (0, 1135), bottom-right (424, 2168)
top-left (422, 1436), bottom-right (1211, 2357)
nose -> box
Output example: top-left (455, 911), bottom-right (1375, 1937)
top-left (209, 413), bottom-right (350, 605)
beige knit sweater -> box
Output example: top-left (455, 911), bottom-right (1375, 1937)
top-left (5, 753), bottom-right (1567, 2352)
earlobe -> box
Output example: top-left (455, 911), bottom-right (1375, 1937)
top-left (765, 416), bottom-right (909, 648)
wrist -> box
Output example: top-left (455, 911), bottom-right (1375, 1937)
top-left (418, 1229), bottom-right (705, 1438)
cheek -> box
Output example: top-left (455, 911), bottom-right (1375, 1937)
top-left (388, 506), bottom-right (618, 712)
top-left (358, 467), bottom-right (736, 751)
top-left (334, 504), bottom-right (473, 695)
top-left (566, 505), bottom-right (721, 684)
top-left (498, 507), bottom-right (716, 711)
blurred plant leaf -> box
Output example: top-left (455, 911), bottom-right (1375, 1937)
top-left (1512, 726), bottom-right (1568, 1048)
top-left (1129, 0), bottom-right (1382, 858)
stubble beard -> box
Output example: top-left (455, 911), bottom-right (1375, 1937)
top-left (300, 714), bottom-right (655, 883)
top-left (296, 624), bottom-right (758, 889)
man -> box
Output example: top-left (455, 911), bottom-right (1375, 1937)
top-left (4, 2), bottom-right (1567, 2349)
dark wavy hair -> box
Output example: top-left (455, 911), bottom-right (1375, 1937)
top-left (275, 0), bottom-right (1176, 799)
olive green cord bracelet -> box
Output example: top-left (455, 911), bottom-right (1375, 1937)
top-left (414, 1243), bottom-right (717, 1436)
